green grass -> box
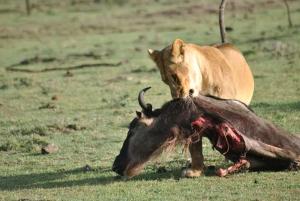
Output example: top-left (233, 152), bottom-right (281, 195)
top-left (0, 0), bottom-right (299, 200)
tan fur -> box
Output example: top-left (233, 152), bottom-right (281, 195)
top-left (148, 39), bottom-right (254, 105)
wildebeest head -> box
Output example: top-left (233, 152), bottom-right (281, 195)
top-left (111, 112), bottom-right (153, 177)
top-left (112, 87), bottom-right (168, 178)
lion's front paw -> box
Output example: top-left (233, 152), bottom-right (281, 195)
top-left (181, 168), bottom-right (203, 178)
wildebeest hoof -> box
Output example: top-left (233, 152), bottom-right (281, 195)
top-left (181, 168), bottom-right (202, 178)
top-left (216, 168), bottom-right (228, 177)
top-left (289, 159), bottom-right (300, 171)
top-left (216, 159), bottom-right (250, 177)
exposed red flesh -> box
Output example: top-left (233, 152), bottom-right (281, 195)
top-left (192, 117), bottom-right (248, 176)
top-left (192, 117), bottom-right (245, 155)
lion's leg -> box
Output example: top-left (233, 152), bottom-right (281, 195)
top-left (182, 138), bottom-right (205, 178)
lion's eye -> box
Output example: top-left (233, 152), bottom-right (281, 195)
top-left (171, 74), bottom-right (180, 84)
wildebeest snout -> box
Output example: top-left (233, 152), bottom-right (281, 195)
top-left (112, 155), bottom-right (124, 176)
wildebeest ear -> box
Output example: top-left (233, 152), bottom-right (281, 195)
top-left (148, 49), bottom-right (160, 62)
top-left (171, 39), bottom-right (184, 63)
top-left (136, 111), bottom-right (142, 118)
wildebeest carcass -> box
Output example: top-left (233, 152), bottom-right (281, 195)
top-left (112, 87), bottom-right (300, 178)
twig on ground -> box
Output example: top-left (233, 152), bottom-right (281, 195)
top-left (6, 62), bottom-right (122, 73)
top-left (67, 52), bottom-right (103, 59)
top-left (8, 56), bottom-right (58, 68)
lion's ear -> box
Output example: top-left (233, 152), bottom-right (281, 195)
top-left (148, 49), bottom-right (160, 62)
top-left (171, 39), bottom-right (184, 63)
top-left (148, 49), bottom-right (167, 83)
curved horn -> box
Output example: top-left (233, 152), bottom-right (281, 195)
top-left (138, 87), bottom-right (153, 113)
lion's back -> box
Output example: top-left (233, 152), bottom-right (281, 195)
top-left (214, 43), bottom-right (254, 105)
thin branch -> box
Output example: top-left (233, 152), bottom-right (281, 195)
top-left (25, 0), bottom-right (31, 15)
top-left (5, 62), bottom-right (122, 73)
top-left (283, 0), bottom-right (293, 28)
top-left (219, 0), bottom-right (228, 43)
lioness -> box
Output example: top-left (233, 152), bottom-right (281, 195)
top-left (148, 39), bottom-right (254, 105)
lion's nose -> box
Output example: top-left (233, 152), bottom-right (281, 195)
top-left (180, 89), bottom-right (184, 94)
top-left (189, 89), bottom-right (194, 96)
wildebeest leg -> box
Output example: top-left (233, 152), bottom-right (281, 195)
top-left (182, 138), bottom-right (205, 177)
top-left (216, 158), bottom-right (250, 177)
top-left (243, 155), bottom-right (295, 171)
top-left (244, 135), bottom-right (300, 162)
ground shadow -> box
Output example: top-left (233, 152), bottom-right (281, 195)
top-left (0, 160), bottom-right (196, 190)
top-left (2, 160), bottom-right (295, 190)
top-left (0, 167), bottom-right (117, 190)
top-left (0, 168), bottom-right (182, 190)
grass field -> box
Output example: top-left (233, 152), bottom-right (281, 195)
top-left (0, 0), bottom-right (299, 200)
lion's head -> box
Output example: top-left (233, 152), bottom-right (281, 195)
top-left (148, 39), bottom-right (202, 98)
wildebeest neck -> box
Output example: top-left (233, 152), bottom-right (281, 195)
top-left (158, 98), bottom-right (199, 124)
